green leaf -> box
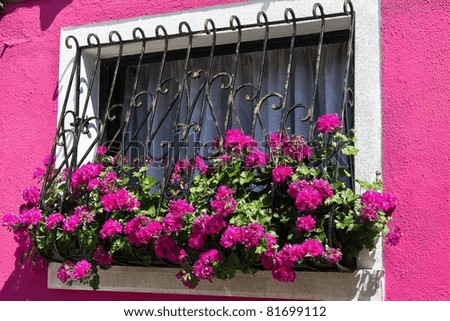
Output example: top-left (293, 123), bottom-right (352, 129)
top-left (356, 179), bottom-right (383, 191)
top-left (255, 237), bottom-right (269, 254)
top-left (110, 238), bottom-right (125, 253)
top-left (89, 274), bottom-right (100, 291)
top-left (239, 171), bottom-right (254, 185)
top-left (332, 180), bottom-right (346, 191)
top-left (297, 165), bottom-right (318, 177)
top-left (338, 167), bottom-right (352, 177)
top-left (141, 175), bottom-right (157, 192)
top-left (342, 146), bottom-right (359, 156)
top-left (132, 167), bottom-right (146, 178)
top-left (333, 132), bottom-right (350, 142)
top-left (241, 266), bottom-right (257, 275)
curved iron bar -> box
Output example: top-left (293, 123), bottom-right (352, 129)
top-left (253, 92), bottom-right (284, 124)
top-left (146, 77), bottom-right (183, 143)
top-left (199, 17), bottom-right (238, 146)
top-left (324, 0), bottom-right (355, 272)
top-left (342, 3), bottom-right (356, 192)
top-left (282, 103), bottom-right (312, 132)
top-left (121, 28), bottom-right (147, 160)
top-left (76, 116), bottom-right (103, 166)
top-left (250, 11), bottom-right (270, 139)
top-left (60, 34), bottom-right (101, 209)
top-left (223, 15), bottom-right (243, 134)
top-left (39, 116), bottom-right (76, 212)
top-left (157, 20), bottom-right (195, 213)
top-left (97, 31), bottom-right (124, 152)
top-left (80, 33), bottom-right (102, 121)
top-left (189, 18), bottom-right (218, 186)
top-left (144, 25), bottom-right (170, 159)
top-left (39, 36), bottom-right (80, 212)
top-left (125, 25), bottom-right (170, 159)
top-left (343, 0), bottom-right (354, 16)
top-left (230, 82), bottom-right (258, 130)
top-left (341, 0), bottom-right (355, 125)
top-left (279, 8), bottom-right (296, 115)
top-left (308, 3), bottom-right (326, 141)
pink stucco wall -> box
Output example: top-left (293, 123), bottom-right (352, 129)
top-left (0, 0), bottom-right (248, 301)
top-left (381, 0), bottom-right (450, 300)
top-left (0, 0), bottom-right (449, 300)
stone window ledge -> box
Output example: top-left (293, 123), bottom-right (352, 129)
top-left (48, 263), bottom-right (383, 301)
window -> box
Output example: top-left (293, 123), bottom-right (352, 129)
top-left (48, 0), bottom-right (383, 300)
top-left (100, 32), bottom-right (353, 188)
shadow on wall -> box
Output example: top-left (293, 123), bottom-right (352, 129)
top-left (0, 229), bottom-right (48, 300)
top-left (355, 270), bottom-right (384, 301)
top-left (0, 0), bottom-right (73, 30)
top-left (1, 230), bottom-right (275, 300)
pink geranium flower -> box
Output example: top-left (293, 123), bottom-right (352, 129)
top-left (316, 113), bottom-right (342, 133)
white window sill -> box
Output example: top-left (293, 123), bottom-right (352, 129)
top-left (47, 262), bottom-right (383, 301)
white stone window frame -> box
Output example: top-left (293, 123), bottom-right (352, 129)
top-left (49, 0), bottom-right (383, 300)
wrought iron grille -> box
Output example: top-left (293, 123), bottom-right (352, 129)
top-left (40, 1), bottom-right (355, 267)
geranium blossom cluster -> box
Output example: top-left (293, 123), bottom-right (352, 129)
top-left (385, 226), bottom-right (402, 246)
top-left (44, 213), bottom-right (64, 230)
top-left (268, 132), bottom-right (313, 161)
top-left (2, 113), bottom-right (402, 291)
top-left (287, 179), bottom-right (334, 212)
top-left (245, 149), bottom-right (267, 168)
top-left (2, 186), bottom-right (43, 228)
top-left (316, 113), bottom-right (342, 134)
top-left (210, 186), bottom-right (236, 217)
top-left (155, 235), bottom-right (183, 263)
top-left (268, 239), bottom-right (324, 282)
top-left (101, 188), bottom-right (140, 212)
top-left (70, 162), bottom-right (104, 192)
top-left (99, 218), bottom-right (123, 239)
top-left (170, 156), bottom-right (208, 183)
top-left (22, 186), bottom-right (40, 207)
top-left (192, 249), bottom-right (222, 281)
top-left (124, 216), bottom-right (161, 246)
top-left (216, 128), bottom-right (312, 171)
top-left (219, 223), bottom-right (265, 249)
top-left (281, 135), bottom-right (313, 161)
top-left (187, 187), bottom-right (235, 251)
top-left (18, 208), bottom-right (43, 226)
top-left (223, 129), bottom-right (257, 154)
top-left (188, 213), bottom-right (225, 250)
top-left (162, 199), bottom-right (195, 233)
top-left (99, 171), bottom-right (118, 194)
top-left (360, 189), bottom-right (397, 220)
top-left (57, 260), bottom-right (92, 283)
top-left (295, 215), bottom-right (316, 232)
top-left (272, 164), bottom-right (293, 183)
top-left (93, 245), bottom-right (112, 265)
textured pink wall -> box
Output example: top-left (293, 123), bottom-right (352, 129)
top-left (382, 0), bottom-right (450, 300)
top-left (0, 0), bottom-right (247, 301)
top-left (1, 0), bottom-right (449, 301)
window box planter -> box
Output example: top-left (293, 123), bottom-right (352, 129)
top-left (47, 262), bottom-right (383, 300)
